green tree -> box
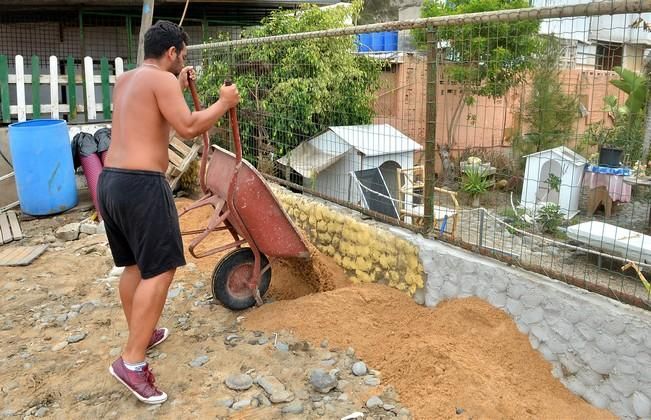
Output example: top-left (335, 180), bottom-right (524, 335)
top-left (416, 0), bottom-right (541, 180)
top-left (198, 0), bottom-right (383, 173)
top-left (517, 37), bottom-right (579, 155)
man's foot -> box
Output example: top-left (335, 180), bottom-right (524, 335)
top-left (109, 357), bottom-right (167, 404)
top-left (147, 328), bottom-right (169, 350)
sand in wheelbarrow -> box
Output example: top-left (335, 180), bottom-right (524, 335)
top-left (245, 284), bottom-right (614, 420)
top-left (175, 198), bottom-right (350, 299)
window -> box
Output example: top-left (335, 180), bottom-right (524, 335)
top-left (595, 42), bottom-right (623, 71)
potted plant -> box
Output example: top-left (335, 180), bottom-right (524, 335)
top-left (461, 166), bottom-right (490, 207)
top-left (587, 68), bottom-right (646, 167)
top-left (460, 156), bottom-right (491, 176)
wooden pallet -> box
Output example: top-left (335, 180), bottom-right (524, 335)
top-left (166, 132), bottom-right (201, 190)
top-left (0, 211), bottom-right (23, 244)
top-left (0, 244), bottom-right (47, 266)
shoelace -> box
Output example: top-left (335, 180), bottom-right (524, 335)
top-left (141, 367), bottom-right (161, 393)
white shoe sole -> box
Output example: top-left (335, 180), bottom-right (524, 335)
top-left (108, 366), bottom-right (168, 404)
top-left (148, 327), bottom-right (170, 350)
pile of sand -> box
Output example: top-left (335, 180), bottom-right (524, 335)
top-left (245, 284), bottom-right (613, 419)
top-left (175, 197), bottom-right (611, 419)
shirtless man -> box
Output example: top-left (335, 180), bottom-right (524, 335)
top-left (98, 20), bottom-right (239, 404)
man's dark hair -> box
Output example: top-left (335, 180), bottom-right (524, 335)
top-left (144, 20), bottom-right (190, 59)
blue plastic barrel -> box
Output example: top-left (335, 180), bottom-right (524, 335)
top-left (385, 31), bottom-right (398, 51)
top-left (8, 119), bottom-right (78, 215)
top-left (358, 33), bottom-right (372, 52)
top-left (371, 32), bottom-right (385, 51)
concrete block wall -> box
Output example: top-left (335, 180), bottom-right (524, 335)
top-left (271, 185), bottom-right (651, 419)
top-left (411, 236), bottom-right (651, 419)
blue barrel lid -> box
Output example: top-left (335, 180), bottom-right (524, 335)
top-left (9, 119), bottom-right (66, 129)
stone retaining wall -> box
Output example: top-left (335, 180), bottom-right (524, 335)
top-left (271, 185), bottom-right (651, 419)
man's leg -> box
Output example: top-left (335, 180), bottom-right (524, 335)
top-left (119, 265), bottom-right (141, 329)
top-left (122, 269), bottom-right (175, 364)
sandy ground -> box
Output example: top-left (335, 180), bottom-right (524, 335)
top-left (0, 197), bottom-right (614, 419)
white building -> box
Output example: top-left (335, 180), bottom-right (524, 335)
top-left (533, 0), bottom-right (651, 71)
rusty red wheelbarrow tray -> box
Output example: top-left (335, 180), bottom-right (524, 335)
top-left (179, 80), bottom-right (309, 310)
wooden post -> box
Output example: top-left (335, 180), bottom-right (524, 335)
top-left (423, 27), bottom-right (438, 233)
top-left (0, 55), bottom-right (10, 123)
top-left (66, 56), bottom-right (76, 120)
top-left (100, 57), bottom-right (111, 119)
top-left (32, 56), bottom-right (41, 119)
top-left (136, 0), bottom-right (155, 66)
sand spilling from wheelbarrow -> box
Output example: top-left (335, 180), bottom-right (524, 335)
top-left (245, 284), bottom-right (613, 420)
top-left (267, 232), bottom-right (350, 300)
top-left (175, 198), bottom-right (349, 299)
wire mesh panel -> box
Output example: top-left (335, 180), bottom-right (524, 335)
top-left (191, 0), bottom-right (651, 309)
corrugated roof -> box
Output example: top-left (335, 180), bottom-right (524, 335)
top-left (277, 124), bottom-right (422, 177)
top-left (330, 124), bottom-right (423, 156)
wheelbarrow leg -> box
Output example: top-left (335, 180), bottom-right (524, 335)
top-left (178, 192), bottom-right (213, 218)
top-left (188, 198), bottom-right (231, 258)
top-left (253, 288), bottom-right (263, 306)
top-left (224, 219), bottom-right (240, 244)
top-left (249, 247), bottom-right (264, 306)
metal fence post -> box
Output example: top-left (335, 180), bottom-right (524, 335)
top-left (423, 26), bottom-right (438, 234)
top-left (479, 209), bottom-right (484, 251)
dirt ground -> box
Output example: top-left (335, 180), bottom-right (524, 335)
top-left (0, 197), bottom-right (614, 419)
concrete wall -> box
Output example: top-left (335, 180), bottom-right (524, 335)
top-left (415, 234), bottom-right (651, 419)
top-left (271, 184), bottom-right (651, 419)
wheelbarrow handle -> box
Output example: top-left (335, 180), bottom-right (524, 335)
top-left (187, 74), bottom-right (210, 194)
top-left (224, 79), bottom-right (242, 165)
top-left (187, 77), bottom-right (242, 173)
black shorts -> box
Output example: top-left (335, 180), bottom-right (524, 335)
top-left (98, 167), bottom-right (186, 279)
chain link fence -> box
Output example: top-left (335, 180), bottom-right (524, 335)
top-left (187, 0), bottom-right (651, 310)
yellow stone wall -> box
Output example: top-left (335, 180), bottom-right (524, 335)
top-left (272, 186), bottom-right (425, 296)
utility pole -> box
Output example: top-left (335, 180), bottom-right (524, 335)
top-left (136, 0), bottom-right (155, 65)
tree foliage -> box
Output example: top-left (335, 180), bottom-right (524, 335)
top-left (517, 37), bottom-right (579, 155)
top-left (415, 0), bottom-right (541, 181)
top-left (419, 0), bottom-right (540, 98)
top-left (198, 1), bottom-right (383, 168)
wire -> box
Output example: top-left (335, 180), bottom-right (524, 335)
top-left (0, 149), bottom-right (12, 169)
top-left (179, 0), bottom-right (190, 27)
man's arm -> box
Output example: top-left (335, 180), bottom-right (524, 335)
top-left (154, 72), bottom-right (239, 139)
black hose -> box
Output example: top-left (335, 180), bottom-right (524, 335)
top-left (0, 148), bottom-right (12, 169)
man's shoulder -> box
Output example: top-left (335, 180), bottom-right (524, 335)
top-left (149, 70), bottom-right (179, 94)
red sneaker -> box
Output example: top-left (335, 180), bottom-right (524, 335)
top-left (109, 357), bottom-right (167, 404)
top-left (148, 328), bottom-right (169, 350)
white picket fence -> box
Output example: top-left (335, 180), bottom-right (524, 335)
top-left (2, 55), bottom-right (124, 122)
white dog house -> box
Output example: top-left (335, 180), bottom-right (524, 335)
top-left (520, 146), bottom-right (587, 219)
top-left (277, 124), bottom-right (422, 216)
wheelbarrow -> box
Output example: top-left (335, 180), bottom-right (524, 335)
top-left (178, 79), bottom-right (310, 310)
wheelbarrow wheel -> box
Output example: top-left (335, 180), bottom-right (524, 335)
top-left (211, 247), bottom-right (271, 310)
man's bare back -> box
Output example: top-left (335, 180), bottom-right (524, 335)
top-left (105, 61), bottom-right (239, 174)
top-left (105, 67), bottom-right (173, 173)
